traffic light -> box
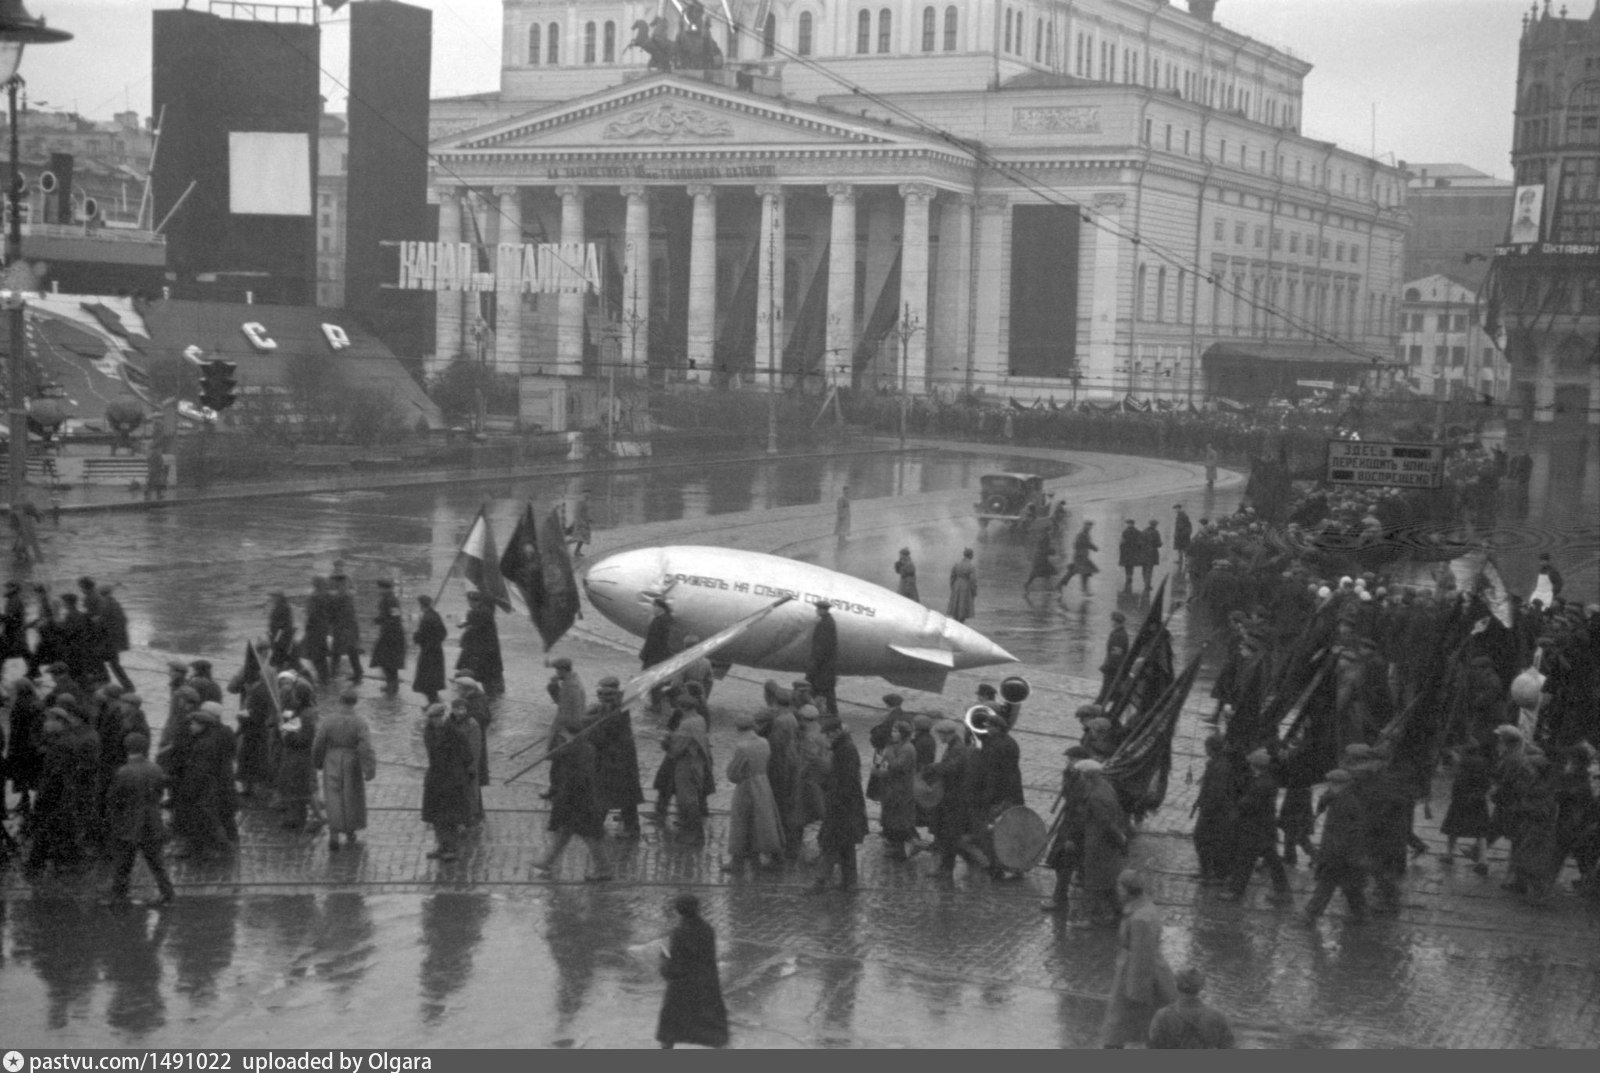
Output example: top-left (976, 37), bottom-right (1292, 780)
top-left (198, 360), bottom-right (238, 412)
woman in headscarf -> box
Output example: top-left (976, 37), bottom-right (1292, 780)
top-left (667, 702), bottom-right (711, 842)
top-left (276, 673), bottom-right (323, 834)
top-left (313, 689), bottom-right (377, 851)
top-left (1100, 869), bottom-right (1177, 1048)
top-left (654, 894), bottom-right (729, 1049)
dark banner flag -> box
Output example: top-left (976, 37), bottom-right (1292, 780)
top-left (500, 503), bottom-right (580, 649)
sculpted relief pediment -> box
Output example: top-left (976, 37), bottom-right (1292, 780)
top-left (601, 101), bottom-right (734, 141)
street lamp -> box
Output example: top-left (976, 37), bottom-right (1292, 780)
top-left (890, 302), bottom-right (922, 445)
top-left (3, 0), bottom-right (71, 512)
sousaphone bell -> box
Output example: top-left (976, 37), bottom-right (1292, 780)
top-left (1000, 676), bottom-right (1030, 704)
top-left (964, 703), bottom-right (998, 737)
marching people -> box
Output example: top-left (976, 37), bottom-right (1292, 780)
top-left (1056, 521), bottom-right (1098, 596)
top-left (654, 893), bottom-right (729, 1050)
top-left (722, 712), bottom-right (784, 874)
top-left (166, 702), bottom-right (237, 861)
top-left (313, 689), bottom-right (377, 852)
top-left (456, 590), bottom-right (505, 696)
top-left (806, 601), bottom-right (840, 717)
top-left (640, 598), bottom-right (674, 714)
top-left (894, 547), bottom-right (920, 602)
top-left (450, 697), bottom-right (485, 824)
top-left (328, 569), bottom-right (364, 683)
top-left (1099, 611), bottom-right (1129, 699)
top-left (588, 676), bottom-right (644, 837)
top-left (421, 702), bottom-right (473, 862)
top-left (275, 679), bottom-right (324, 835)
top-left (760, 682), bottom-right (804, 857)
top-left (302, 577), bottom-right (334, 684)
top-left (1191, 735), bottom-right (1237, 885)
top-left (1220, 749), bottom-right (1291, 905)
top-left (1147, 968), bottom-right (1235, 1049)
top-left (947, 549), bottom-right (978, 623)
top-left (267, 590), bottom-right (296, 669)
top-left (973, 712), bottom-right (1025, 880)
top-left (228, 656), bottom-right (278, 801)
top-left (370, 579), bottom-right (407, 693)
top-left (664, 702), bottom-right (711, 841)
top-left (1022, 527), bottom-right (1058, 594)
top-left (533, 707), bottom-right (613, 883)
top-left (925, 718), bottom-right (982, 879)
top-left (809, 716), bottom-right (867, 894)
top-left (568, 489), bottom-right (593, 559)
top-left (100, 732), bottom-right (176, 909)
top-left (1299, 769), bottom-right (1370, 926)
top-left (411, 594), bottom-right (448, 703)
top-left (876, 720), bottom-right (919, 861)
top-left (1041, 747), bottom-right (1092, 915)
top-left (1, 580), bottom-right (30, 678)
top-left (1077, 759), bottom-right (1130, 927)
top-left (1100, 869), bottom-right (1178, 1048)
top-left (1441, 741), bottom-right (1494, 872)
top-left (1171, 505), bottom-right (1193, 572)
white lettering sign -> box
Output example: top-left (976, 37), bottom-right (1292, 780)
top-left (321, 323), bottom-right (352, 351)
top-left (387, 241), bottom-right (601, 294)
top-left (241, 322), bottom-right (277, 351)
top-left (1326, 440), bottom-right (1445, 489)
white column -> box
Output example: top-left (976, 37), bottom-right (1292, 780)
top-left (434, 188), bottom-right (463, 373)
top-left (933, 194), bottom-right (973, 389)
top-left (972, 193), bottom-right (1007, 385)
top-left (492, 185), bottom-right (522, 375)
top-left (825, 182), bottom-right (857, 386)
top-left (1088, 192), bottom-right (1126, 395)
top-left (556, 183), bottom-right (586, 377)
top-left (899, 182), bottom-right (934, 393)
top-left (686, 183), bottom-right (718, 382)
top-left (755, 184), bottom-right (787, 389)
top-left (621, 183), bottom-right (651, 374)
top-left (1534, 344), bottom-right (1556, 423)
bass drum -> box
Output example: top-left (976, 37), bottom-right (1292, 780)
top-left (988, 805), bottom-right (1049, 872)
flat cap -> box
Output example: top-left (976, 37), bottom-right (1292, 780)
top-left (883, 693), bottom-right (904, 707)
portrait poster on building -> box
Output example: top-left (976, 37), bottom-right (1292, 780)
top-left (1509, 184), bottom-right (1543, 244)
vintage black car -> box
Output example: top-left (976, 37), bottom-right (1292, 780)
top-left (974, 472), bottom-right (1050, 534)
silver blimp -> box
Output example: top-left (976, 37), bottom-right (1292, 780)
top-left (582, 545), bottom-right (1017, 693)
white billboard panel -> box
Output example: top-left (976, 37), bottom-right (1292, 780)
top-left (228, 131), bottom-right (312, 216)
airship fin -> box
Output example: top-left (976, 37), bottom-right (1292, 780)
top-left (888, 645), bottom-right (956, 668)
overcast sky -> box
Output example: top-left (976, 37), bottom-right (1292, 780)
top-left (25, 0), bottom-right (1533, 178)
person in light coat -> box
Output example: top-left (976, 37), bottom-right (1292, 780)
top-left (312, 689), bottom-right (377, 851)
top-left (722, 713), bottom-right (784, 873)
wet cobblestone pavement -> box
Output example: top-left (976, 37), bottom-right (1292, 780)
top-left (3, 441), bottom-right (1598, 1048)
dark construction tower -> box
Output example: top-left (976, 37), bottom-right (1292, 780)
top-left (150, 6), bottom-right (321, 304)
top-left (346, 0), bottom-right (434, 359)
top-left (1496, 1), bottom-right (1600, 425)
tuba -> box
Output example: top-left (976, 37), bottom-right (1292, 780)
top-left (1000, 676), bottom-right (1030, 704)
top-left (964, 703), bottom-right (998, 738)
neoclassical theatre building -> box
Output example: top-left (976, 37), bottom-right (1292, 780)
top-left (429, 0), bottom-right (1409, 425)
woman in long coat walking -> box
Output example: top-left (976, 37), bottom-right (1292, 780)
top-left (877, 720), bottom-right (919, 859)
top-left (313, 690), bottom-right (377, 851)
top-left (655, 894), bottom-right (729, 1049)
top-left (1100, 869), bottom-right (1178, 1048)
top-left (411, 595), bottom-right (447, 703)
top-left (723, 713), bottom-right (784, 872)
top-left (369, 580), bottom-right (407, 692)
top-left (946, 549), bottom-right (978, 623)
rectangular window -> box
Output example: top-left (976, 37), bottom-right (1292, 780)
top-left (1214, 218), bottom-right (1225, 241)
top-left (1254, 226), bottom-right (1265, 248)
top-left (1289, 233), bottom-right (1300, 253)
top-left (1451, 346), bottom-right (1466, 368)
top-left (1144, 118), bottom-right (1152, 144)
top-left (1335, 243), bottom-right (1344, 261)
top-left (1408, 345), bottom-right (1423, 363)
top-left (1165, 124), bottom-right (1172, 150)
top-left (1219, 138), bottom-right (1227, 163)
top-left (1234, 223), bottom-right (1245, 244)
top-left (1183, 130), bottom-right (1191, 155)
top-left (1271, 229), bottom-right (1282, 250)
top-left (1350, 244), bottom-right (1361, 263)
top-left (1320, 240), bottom-right (1330, 258)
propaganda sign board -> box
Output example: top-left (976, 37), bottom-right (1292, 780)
top-left (1326, 440), bottom-right (1444, 489)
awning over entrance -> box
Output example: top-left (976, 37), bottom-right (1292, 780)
top-left (1201, 341), bottom-right (1400, 369)
top-left (1201, 341), bottom-right (1399, 405)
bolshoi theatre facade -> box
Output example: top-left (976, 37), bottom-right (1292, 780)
top-left (428, 0), bottom-right (1410, 428)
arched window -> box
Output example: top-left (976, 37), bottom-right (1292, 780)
top-left (922, 7), bottom-right (935, 52)
top-left (857, 10), bottom-right (871, 54)
top-left (547, 23), bottom-right (560, 65)
top-left (1003, 10), bottom-right (1012, 54)
top-left (1136, 264), bottom-right (1148, 319)
top-left (1176, 269), bottom-right (1186, 324)
top-left (798, 11), bottom-right (814, 55)
top-left (1156, 267), bottom-right (1168, 321)
top-left (603, 21), bottom-right (616, 62)
top-left (763, 13), bottom-right (776, 57)
top-left (878, 8), bottom-right (892, 53)
top-left (528, 23), bottom-right (541, 65)
top-left (584, 22), bottom-right (596, 64)
top-left (944, 6), bottom-right (957, 51)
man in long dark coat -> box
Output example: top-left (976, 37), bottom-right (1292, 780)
top-left (369, 579), bottom-right (407, 692)
top-left (533, 717), bottom-right (612, 881)
top-left (1, 580), bottom-right (31, 678)
top-left (1172, 505), bottom-right (1193, 571)
top-left (810, 717), bottom-right (867, 893)
top-left (328, 572), bottom-right (364, 683)
top-left (926, 720), bottom-right (982, 877)
top-left (27, 707), bottom-right (100, 873)
top-left (588, 676), bottom-right (644, 836)
top-left (973, 715), bottom-right (1026, 879)
top-left (167, 702), bottom-right (238, 860)
top-left (1191, 735), bottom-right (1238, 885)
top-left (5, 677), bottom-right (46, 816)
top-left (1100, 611), bottom-right (1130, 700)
top-left (1042, 747), bottom-right (1092, 914)
top-left (655, 894), bottom-right (729, 1049)
top-left (267, 590), bottom-right (296, 669)
top-left (640, 598), bottom-right (674, 714)
top-left (1350, 744), bottom-right (1412, 915)
top-left (421, 702), bottom-right (474, 861)
top-left (412, 595), bottom-right (448, 703)
top-left (1139, 519), bottom-right (1163, 590)
top-left (806, 601), bottom-right (840, 717)
top-left (302, 577), bottom-right (333, 684)
top-left (456, 591), bottom-right (505, 695)
top-left (1221, 749), bottom-right (1291, 903)
top-left (1077, 760), bottom-right (1130, 926)
top-left (1118, 520), bottom-right (1143, 591)
top-left (101, 731), bottom-right (176, 908)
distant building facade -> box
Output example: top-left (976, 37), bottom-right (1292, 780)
top-left (426, 0), bottom-right (1408, 429)
top-left (1403, 163), bottom-right (1513, 291)
top-left (1493, 1), bottom-right (1600, 423)
top-left (1398, 274), bottom-right (1509, 400)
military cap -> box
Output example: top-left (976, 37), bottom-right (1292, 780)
top-left (551, 657), bottom-right (573, 671)
top-left (597, 676), bottom-right (622, 691)
top-left (912, 714), bottom-right (933, 731)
